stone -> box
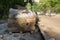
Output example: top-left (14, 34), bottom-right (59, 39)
top-left (0, 23), bottom-right (8, 33)
top-left (8, 8), bottom-right (36, 32)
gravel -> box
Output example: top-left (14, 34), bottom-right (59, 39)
top-left (0, 23), bottom-right (8, 33)
top-left (0, 23), bottom-right (44, 40)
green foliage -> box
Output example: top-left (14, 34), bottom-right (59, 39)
top-left (32, 0), bottom-right (60, 13)
top-left (32, 0), bottom-right (47, 12)
top-left (26, 3), bottom-right (31, 10)
top-left (0, 0), bottom-right (26, 19)
top-left (39, 0), bottom-right (60, 12)
top-left (0, 0), bottom-right (60, 19)
top-left (2, 15), bottom-right (8, 19)
top-left (32, 3), bottom-right (41, 12)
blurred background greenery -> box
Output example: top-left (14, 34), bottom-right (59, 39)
top-left (0, 0), bottom-right (60, 19)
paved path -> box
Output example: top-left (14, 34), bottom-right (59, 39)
top-left (39, 14), bottom-right (60, 40)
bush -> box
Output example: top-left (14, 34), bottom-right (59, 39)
top-left (0, 0), bottom-right (26, 19)
top-left (26, 3), bottom-right (31, 10)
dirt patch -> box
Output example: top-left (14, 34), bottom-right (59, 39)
top-left (39, 14), bottom-right (60, 40)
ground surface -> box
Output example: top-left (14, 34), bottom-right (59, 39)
top-left (39, 14), bottom-right (60, 40)
top-left (0, 23), bottom-right (44, 40)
